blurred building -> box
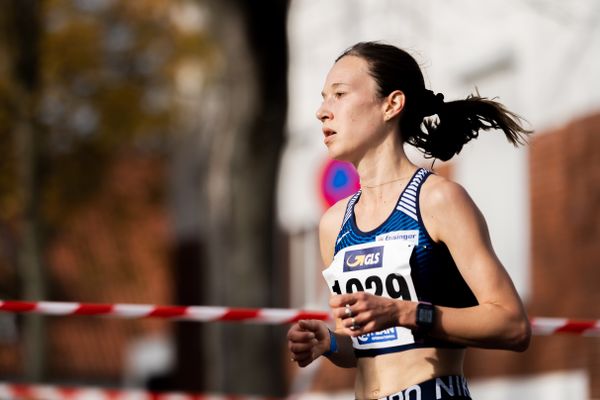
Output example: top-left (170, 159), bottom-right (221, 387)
top-left (278, 0), bottom-right (600, 399)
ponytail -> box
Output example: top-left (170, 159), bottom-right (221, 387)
top-left (336, 42), bottom-right (533, 161)
top-left (402, 91), bottom-right (533, 161)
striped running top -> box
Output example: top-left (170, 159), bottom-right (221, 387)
top-left (330, 168), bottom-right (477, 357)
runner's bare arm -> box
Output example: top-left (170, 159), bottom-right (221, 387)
top-left (420, 177), bottom-right (531, 351)
top-left (318, 199), bottom-right (358, 367)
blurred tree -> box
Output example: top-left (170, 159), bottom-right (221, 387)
top-left (1, 0), bottom-right (46, 382)
top-left (0, 0), bottom-right (207, 382)
top-left (0, 0), bottom-right (289, 394)
top-left (39, 0), bottom-right (180, 222)
top-left (221, 0), bottom-right (289, 394)
top-left (168, 0), bottom-right (289, 395)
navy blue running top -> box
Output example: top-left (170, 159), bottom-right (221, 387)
top-left (323, 168), bottom-right (478, 358)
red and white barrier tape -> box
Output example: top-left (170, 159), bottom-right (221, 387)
top-left (0, 382), bottom-right (276, 400)
top-left (530, 317), bottom-right (600, 336)
top-left (0, 300), bottom-right (328, 324)
top-left (1, 300), bottom-right (599, 336)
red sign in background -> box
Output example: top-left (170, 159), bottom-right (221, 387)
top-left (319, 159), bottom-right (360, 208)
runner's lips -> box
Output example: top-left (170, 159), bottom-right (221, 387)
top-left (323, 128), bottom-right (336, 137)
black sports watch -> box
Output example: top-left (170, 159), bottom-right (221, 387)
top-left (415, 301), bottom-right (435, 333)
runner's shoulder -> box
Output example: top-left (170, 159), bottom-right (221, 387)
top-left (319, 193), bottom-right (356, 250)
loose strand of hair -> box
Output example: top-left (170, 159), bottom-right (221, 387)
top-left (404, 95), bottom-right (533, 161)
top-left (460, 95), bottom-right (533, 146)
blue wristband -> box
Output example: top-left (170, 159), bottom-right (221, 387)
top-left (323, 329), bottom-right (338, 356)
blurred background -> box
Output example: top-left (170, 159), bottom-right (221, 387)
top-left (0, 0), bottom-right (598, 399)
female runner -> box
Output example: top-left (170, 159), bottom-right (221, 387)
top-left (287, 42), bottom-right (531, 400)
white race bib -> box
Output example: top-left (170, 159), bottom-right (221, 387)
top-left (322, 239), bottom-right (418, 351)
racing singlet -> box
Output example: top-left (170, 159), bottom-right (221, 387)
top-left (322, 168), bottom-right (478, 357)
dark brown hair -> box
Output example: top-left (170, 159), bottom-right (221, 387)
top-left (337, 42), bottom-right (532, 161)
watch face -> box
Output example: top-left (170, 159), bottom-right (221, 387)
top-left (417, 303), bottom-right (434, 326)
top-left (419, 307), bottom-right (434, 324)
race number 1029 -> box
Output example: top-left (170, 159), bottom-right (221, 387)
top-left (330, 274), bottom-right (412, 300)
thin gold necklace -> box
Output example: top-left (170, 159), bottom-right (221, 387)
top-left (360, 174), bottom-right (411, 189)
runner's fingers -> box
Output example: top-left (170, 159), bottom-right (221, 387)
top-left (344, 316), bottom-right (361, 331)
top-left (338, 303), bottom-right (364, 320)
top-left (345, 303), bottom-right (353, 317)
top-left (290, 349), bottom-right (312, 360)
top-left (329, 294), bottom-right (358, 308)
top-left (287, 329), bottom-right (316, 342)
top-left (289, 341), bottom-right (317, 354)
top-left (336, 306), bottom-right (352, 320)
top-left (297, 319), bottom-right (323, 333)
top-left (291, 348), bottom-right (317, 367)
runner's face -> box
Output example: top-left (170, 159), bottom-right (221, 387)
top-left (316, 55), bottom-right (387, 162)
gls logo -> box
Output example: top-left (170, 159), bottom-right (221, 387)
top-left (343, 246), bottom-right (384, 272)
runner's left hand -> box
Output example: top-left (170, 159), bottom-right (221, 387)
top-left (330, 292), bottom-right (417, 336)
